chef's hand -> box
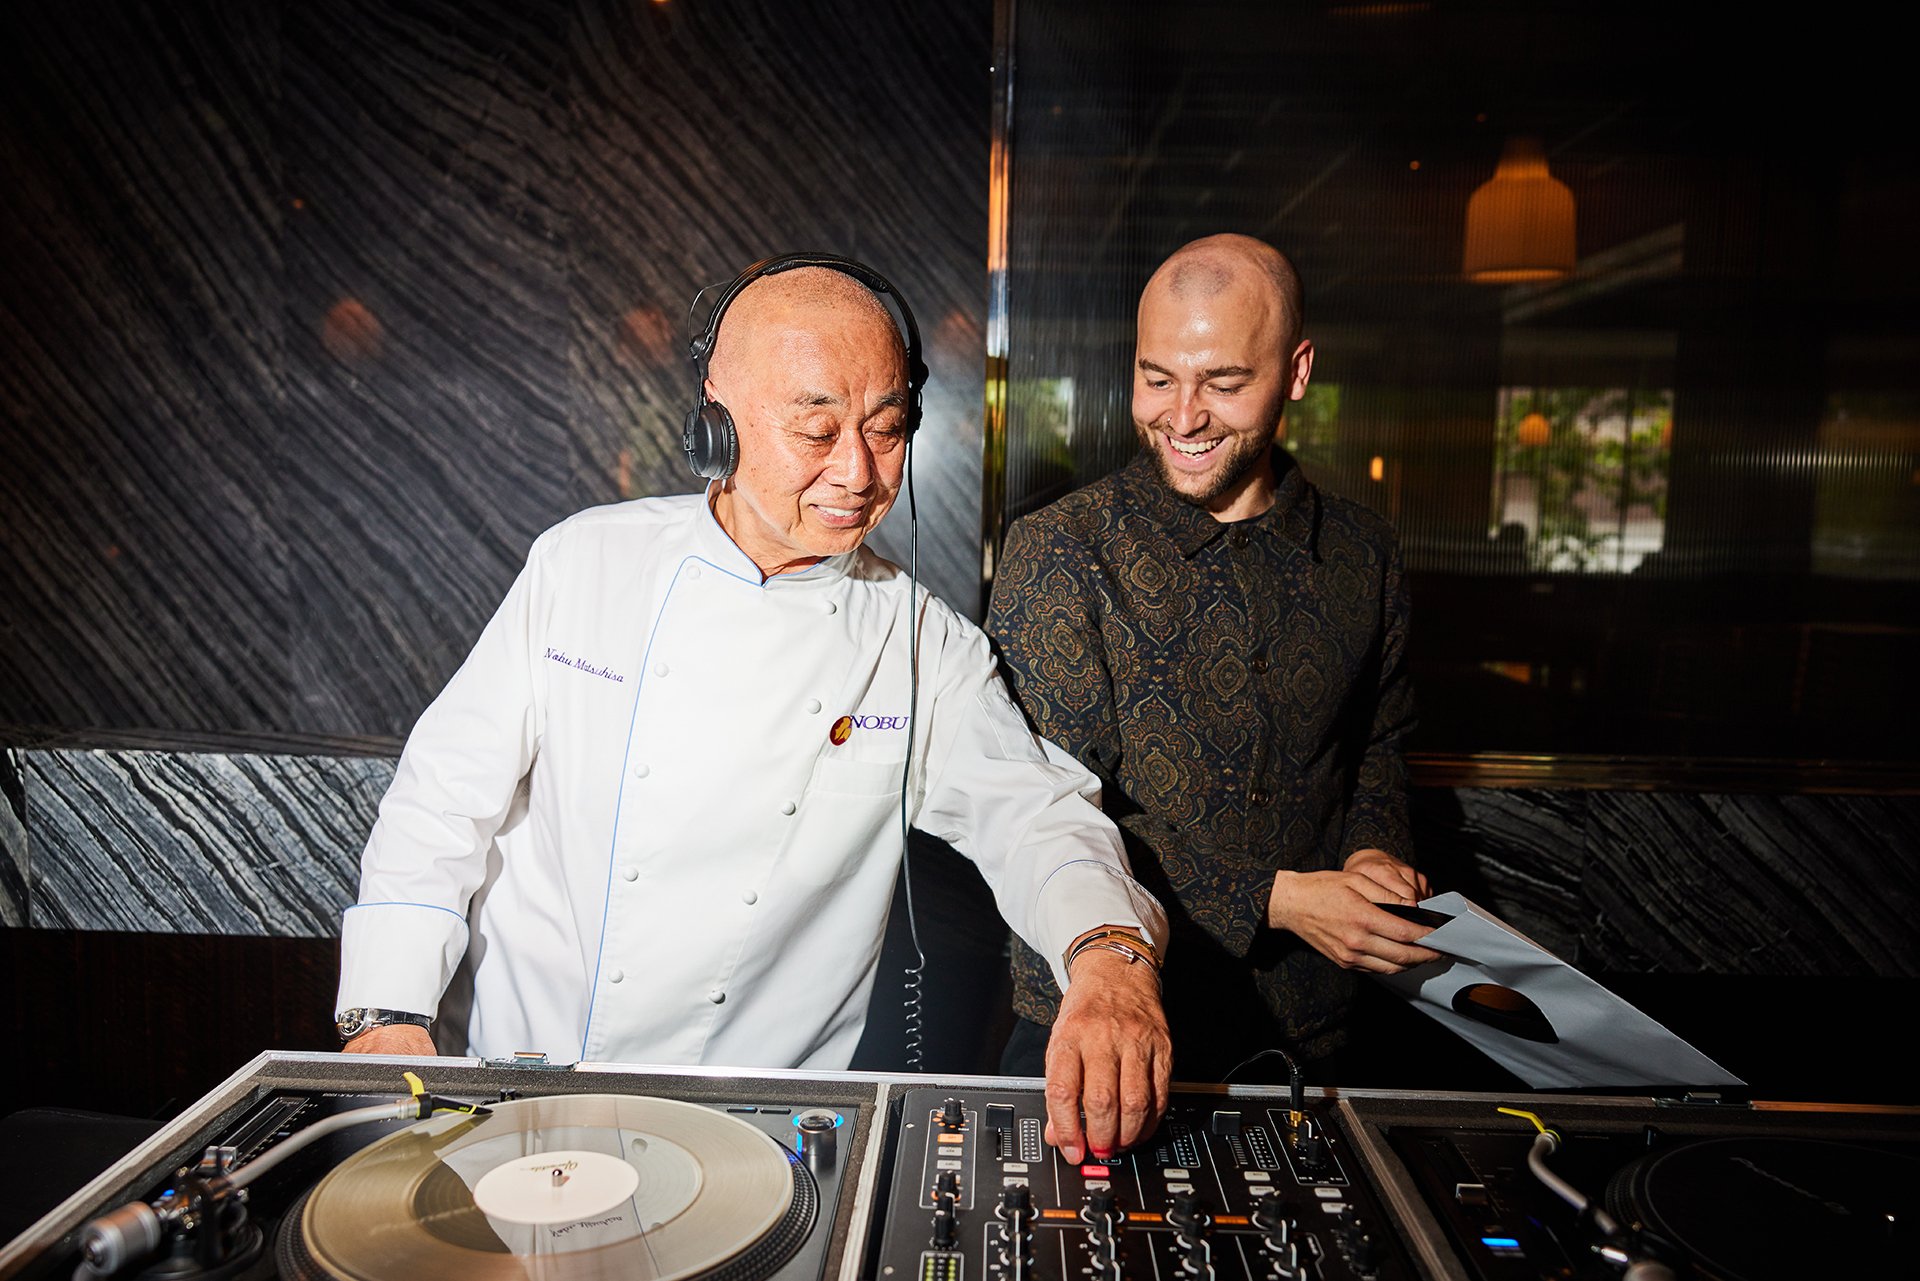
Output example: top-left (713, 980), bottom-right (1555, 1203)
top-left (1044, 944), bottom-right (1171, 1165)
top-left (1268, 850), bottom-right (1441, 974)
top-left (342, 1024), bottom-right (437, 1056)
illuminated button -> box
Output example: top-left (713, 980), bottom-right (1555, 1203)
top-left (1003, 1163), bottom-right (1029, 1173)
top-left (780, 799), bottom-right (797, 816)
top-left (707, 989), bottom-right (725, 1004)
top-left (608, 969), bottom-right (625, 983)
top-left (1248, 1185), bottom-right (1276, 1198)
top-left (1163, 1168), bottom-right (1190, 1179)
top-left (632, 763), bottom-right (650, 779)
top-left (1085, 1179), bottom-right (1111, 1191)
top-left (1313, 1188), bottom-right (1342, 1199)
top-left (806, 698), bottom-right (822, 714)
top-left (1320, 1201), bottom-right (1348, 1214)
top-left (654, 662), bottom-right (669, 677)
top-left (936, 1158), bottom-right (962, 1170)
top-left (741, 889), bottom-right (758, 905)
top-left (936, 1133), bottom-right (965, 1145)
top-left (1166, 1182), bottom-right (1193, 1195)
top-left (621, 867), bottom-right (638, 882)
top-left (1003, 1176), bottom-right (1028, 1187)
top-left (1079, 1165), bottom-right (1110, 1178)
top-left (1244, 1171), bottom-right (1272, 1182)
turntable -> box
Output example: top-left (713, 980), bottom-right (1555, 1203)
top-left (1340, 1091), bottom-right (1920, 1281)
top-left (0, 1056), bottom-right (879, 1281)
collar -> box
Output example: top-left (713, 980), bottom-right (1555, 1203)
top-left (1116, 448), bottom-right (1320, 561)
top-left (697, 484), bottom-right (857, 588)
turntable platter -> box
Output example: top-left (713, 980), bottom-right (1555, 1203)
top-left (285, 1094), bottom-right (811, 1281)
top-left (1608, 1136), bottom-right (1920, 1281)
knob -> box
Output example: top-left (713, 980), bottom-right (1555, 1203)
top-left (1168, 1192), bottom-right (1208, 1234)
top-left (941, 1097), bottom-right (966, 1130)
top-left (1344, 1219), bottom-right (1383, 1271)
top-left (794, 1109), bottom-right (838, 1172)
top-left (931, 1168), bottom-right (960, 1249)
top-left (1297, 1130), bottom-right (1327, 1172)
top-left (1250, 1198), bottom-right (1287, 1238)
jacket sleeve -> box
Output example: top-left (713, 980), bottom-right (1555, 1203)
top-left (1334, 534), bottom-right (1414, 864)
top-left (334, 535), bottom-right (549, 1018)
top-left (986, 515), bottom-right (1276, 962)
top-left (910, 596), bottom-right (1167, 994)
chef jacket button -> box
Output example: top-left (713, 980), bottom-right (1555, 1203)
top-left (806, 698), bottom-right (822, 714)
top-left (609, 969), bottom-right (626, 984)
top-left (622, 867), bottom-right (639, 882)
top-left (632, 762), bottom-right (650, 779)
top-left (687, 565), bottom-right (701, 580)
top-left (780, 799), bottom-right (797, 816)
top-left (824, 601), bottom-right (838, 615)
top-left (742, 889), bottom-right (758, 905)
top-left (708, 989), bottom-right (726, 1005)
top-left (654, 661), bottom-right (669, 677)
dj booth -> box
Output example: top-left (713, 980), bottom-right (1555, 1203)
top-left (2, 1052), bottom-right (1915, 1281)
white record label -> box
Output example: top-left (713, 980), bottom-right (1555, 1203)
top-left (470, 1148), bottom-right (642, 1226)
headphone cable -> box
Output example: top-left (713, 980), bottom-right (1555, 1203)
top-left (897, 433), bottom-right (927, 1072)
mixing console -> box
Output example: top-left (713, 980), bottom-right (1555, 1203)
top-left (873, 1087), bottom-right (1417, 1280)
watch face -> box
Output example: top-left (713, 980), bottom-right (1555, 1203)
top-left (337, 1011), bottom-right (368, 1039)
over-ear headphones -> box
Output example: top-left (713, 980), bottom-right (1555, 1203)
top-left (682, 252), bottom-right (928, 481)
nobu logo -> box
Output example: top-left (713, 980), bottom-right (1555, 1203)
top-left (829, 713), bottom-right (910, 745)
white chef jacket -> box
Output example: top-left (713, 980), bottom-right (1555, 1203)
top-left (336, 492), bottom-right (1165, 1069)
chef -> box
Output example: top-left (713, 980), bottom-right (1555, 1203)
top-left (335, 254), bottom-right (1172, 1161)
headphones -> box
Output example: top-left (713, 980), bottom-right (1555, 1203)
top-left (682, 252), bottom-right (928, 481)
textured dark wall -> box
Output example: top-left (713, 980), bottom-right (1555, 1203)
top-left (0, 0), bottom-right (988, 739)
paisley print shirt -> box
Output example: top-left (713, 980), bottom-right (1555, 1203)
top-left (987, 450), bottom-right (1414, 1069)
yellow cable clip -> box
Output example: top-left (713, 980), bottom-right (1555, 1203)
top-left (1496, 1105), bottom-right (1559, 1143)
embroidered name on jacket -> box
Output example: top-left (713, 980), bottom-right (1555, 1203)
top-left (544, 647), bottom-right (626, 683)
top-left (829, 713), bottom-right (911, 745)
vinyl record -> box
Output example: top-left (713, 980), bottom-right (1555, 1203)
top-left (288, 1094), bottom-right (805, 1281)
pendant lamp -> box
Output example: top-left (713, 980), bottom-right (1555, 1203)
top-left (1464, 137), bottom-right (1576, 283)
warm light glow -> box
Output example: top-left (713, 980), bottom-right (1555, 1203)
top-left (1517, 411), bottom-right (1551, 446)
top-left (1464, 137), bottom-right (1576, 283)
top-left (321, 298), bottom-right (383, 361)
top-left (616, 306), bottom-right (674, 365)
top-left (1369, 455), bottom-right (1385, 482)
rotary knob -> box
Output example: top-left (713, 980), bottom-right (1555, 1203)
top-left (940, 1097), bottom-right (967, 1130)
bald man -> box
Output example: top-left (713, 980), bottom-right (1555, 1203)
top-left (989, 234), bottom-right (1440, 1084)
top-left (336, 258), bottom-right (1170, 1161)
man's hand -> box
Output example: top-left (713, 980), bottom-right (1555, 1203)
top-left (342, 1024), bottom-right (437, 1056)
top-left (1044, 946), bottom-right (1171, 1165)
top-left (1344, 847), bottom-right (1430, 901)
top-left (1268, 849), bottom-right (1441, 974)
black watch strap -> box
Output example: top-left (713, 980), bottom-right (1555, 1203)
top-left (336, 1007), bottom-right (433, 1043)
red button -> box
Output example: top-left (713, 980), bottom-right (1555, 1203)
top-left (1080, 1164), bottom-right (1110, 1177)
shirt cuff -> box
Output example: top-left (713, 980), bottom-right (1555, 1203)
top-left (1032, 860), bottom-right (1170, 992)
top-left (335, 902), bottom-right (470, 1018)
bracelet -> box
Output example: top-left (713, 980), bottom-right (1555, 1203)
top-left (1065, 941), bottom-right (1164, 989)
top-left (1063, 927), bottom-right (1162, 974)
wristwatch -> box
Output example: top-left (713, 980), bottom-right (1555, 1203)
top-left (335, 1007), bottom-right (433, 1043)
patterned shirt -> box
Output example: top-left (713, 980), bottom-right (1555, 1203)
top-left (987, 449), bottom-right (1414, 1070)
